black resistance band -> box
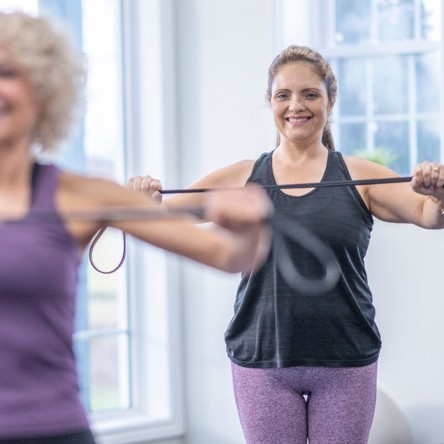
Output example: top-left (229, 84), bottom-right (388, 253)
top-left (88, 176), bottom-right (414, 294)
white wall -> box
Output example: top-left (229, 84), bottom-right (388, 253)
top-left (174, 0), bottom-right (275, 443)
top-left (165, 1), bottom-right (444, 443)
top-left (367, 221), bottom-right (444, 444)
top-left (174, 0), bottom-right (276, 186)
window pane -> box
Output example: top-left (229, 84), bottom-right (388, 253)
top-left (334, 0), bottom-right (371, 44)
top-left (87, 228), bottom-right (127, 330)
top-left (337, 58), bottom-right (367, 115)
top-left (83, 0), bottom-right (124, 181)
top-left (75, 335), bottom-right (131, 413)
top-left (333, 0), bottom-right (442, 44)
top-left (372, 56), bottom-right (409, 114)
top-left (416, 52), bottom-right (441, 113)
top-left (338, 123), bottom-right (367, 155)
top-left (79, 0), bottom-right (128, 414)
top-left (417, 119), bottom-right (441, 162)
top-left (378, 0), bottom-right (415, 42)
top-left (374, 121), bottom-right (410, 174)
top-left (421, 0), bottom-right (442, 41)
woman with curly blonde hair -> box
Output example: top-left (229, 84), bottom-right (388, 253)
top-left (0, 11), bottom-right (84, 152)
top-left (0, 11), bottom-right (272, 444)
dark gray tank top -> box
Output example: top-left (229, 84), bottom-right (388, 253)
top-left (225, 150), bottom-right (381, 368)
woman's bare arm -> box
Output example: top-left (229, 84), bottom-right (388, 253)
top-left (59, 171), bottom-right (273, 273)
top-left (344, 156), bottom-right (444, 228)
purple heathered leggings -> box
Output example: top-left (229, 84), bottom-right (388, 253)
top-left (231, 361), bottom-right (377, 444)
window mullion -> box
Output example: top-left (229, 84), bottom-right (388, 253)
top-left (441, 0), bottom-right (444, 162)
top-left (371, 0), bottom-right (378, 44)
top-left (367, 58), bottom-right (374, 154)
top-left (408, 55), bottom-right (418, 169)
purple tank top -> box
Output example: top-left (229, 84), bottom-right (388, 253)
top-left (0, 163), bottom-right (89, 438)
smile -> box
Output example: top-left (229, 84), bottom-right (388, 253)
top-left (286, 116), bottom-right (310, 124)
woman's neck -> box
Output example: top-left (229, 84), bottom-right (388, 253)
top-left (0, 145), bottom-right (33, 186)
top-left (275, 140), bottom-right (328, 165)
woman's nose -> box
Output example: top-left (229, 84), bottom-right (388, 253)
top-left (288, 96), bottom-right (304, 112)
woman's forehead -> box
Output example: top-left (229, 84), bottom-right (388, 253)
top-left (272, 63), bottom-right (325, 89)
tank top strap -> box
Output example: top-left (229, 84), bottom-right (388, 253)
top-left (325, 151), bottom-right (372, 216)
top-left (247, 151), bottom-right (274, 185)
top-left (324, 151), bottom-right (351, 181)
top-left (30, 163), bottom-right (59, 211)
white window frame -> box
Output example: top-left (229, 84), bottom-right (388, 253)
top-left (90, 0), bottom-right (185, 443)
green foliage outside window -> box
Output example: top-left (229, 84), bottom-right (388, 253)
top-left (354, 148), bottom-right (398, 167)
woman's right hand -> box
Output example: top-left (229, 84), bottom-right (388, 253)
top-left (127, 175), bottom-right (163, 204)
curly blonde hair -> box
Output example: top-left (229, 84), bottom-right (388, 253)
top-left (0, 11), bottom-right (86, 152)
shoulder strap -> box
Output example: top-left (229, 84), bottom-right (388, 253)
top-left (30, 163), bottom-right (41, 204)
top-left (246, 151), bottom-right (272, 184)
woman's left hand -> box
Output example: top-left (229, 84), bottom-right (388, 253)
top-left (411, 161), bottom-right (444, 199)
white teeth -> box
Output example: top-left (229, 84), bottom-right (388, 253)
top-left (287, 117), bottom-right (308, 122)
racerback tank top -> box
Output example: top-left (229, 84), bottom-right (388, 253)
top-left (0, 163), bottom-right (89, 438)
top-left (225, 150), bottom-right (382, 368)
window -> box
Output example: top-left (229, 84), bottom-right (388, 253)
top-left (0, 1), bottom-right (183, 442)
top-left (277, 0), bottom-right (443, 175)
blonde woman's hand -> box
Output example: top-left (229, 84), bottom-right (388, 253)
top-left (126, 175), bottom-right (163, 203)
top-left (203, 185), bottom-right (274, 273)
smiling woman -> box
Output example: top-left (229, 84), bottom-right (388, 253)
top-left (0, 0), bottom-right (133, 422)
top-left (0, 9), bottom-right (272, 444)
top-left (128, 43), bottom-right (444, 444)
top-left (269, 63), bottom-right (331, 155)
top-left (0, 2), bottom-right (188, 442)
top-left (266, 45), bottom-right (337, 153)
top-left (0, 54), bottom-right (39, 157)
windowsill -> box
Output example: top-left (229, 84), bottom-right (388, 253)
top-left (91, 411), bottom-right (184, 444)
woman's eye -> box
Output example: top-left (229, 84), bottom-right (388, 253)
top-left (305, 92), bottom-right (319, 99)
top-left (0, 68), bottom-right (19, 78)
top-left (276, 93), bottom-right (288, 100)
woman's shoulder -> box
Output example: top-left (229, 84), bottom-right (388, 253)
top-left (341, 154), bottom-right (399, 179)
top-left (58, 169), bottom-right (131, 208)
top-left (59, 169), bottom-right (118, 191)
top-left (189, 159), bottom-right (257, 189)
top-left (212, 153), bottom-right (272, 182)
top-left (227, 159), bottom-right (257, 174)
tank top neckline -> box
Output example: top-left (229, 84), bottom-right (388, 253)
top-left (268, 148), bottom-right (333, 198)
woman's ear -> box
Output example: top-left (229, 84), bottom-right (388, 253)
top-left (327, 97), bottom-right (336, 115)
